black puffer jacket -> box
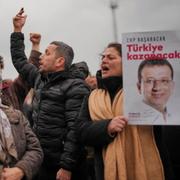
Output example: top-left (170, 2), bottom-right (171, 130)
top-left (10, 32), bottom-right (90, 171)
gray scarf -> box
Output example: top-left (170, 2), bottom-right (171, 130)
top-left (0, 105), bottom-right (18, 166)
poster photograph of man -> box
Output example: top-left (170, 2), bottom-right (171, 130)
top-left (122, 30), bottom-right (180, 125)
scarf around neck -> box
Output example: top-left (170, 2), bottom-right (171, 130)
top-left (0, 104), bottom-right (18, 166)
top-left (88, 89), bottom-right (164, 180)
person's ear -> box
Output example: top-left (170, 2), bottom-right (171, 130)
top-left (137, 82), bottom-right (142, 94)
top-left (56, 57), bottom-right (65, 69)
top-left (171, 81), bottom-right (175, 91)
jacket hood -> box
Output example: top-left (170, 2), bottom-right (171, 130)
top-left (69, 62), bottom-right (89, 79)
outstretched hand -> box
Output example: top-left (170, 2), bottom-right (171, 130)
top-left (13, 8), bottom-right (27, 32)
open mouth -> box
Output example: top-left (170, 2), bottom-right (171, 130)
top-left (102, 66), bottom-right (109, 72)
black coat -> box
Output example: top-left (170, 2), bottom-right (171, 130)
top-left (77, 73), bottom-right (123, 180)
top-left (11, 32), bottom-right (90, 171)
top-left (161, 126), bottom-right (180, 180)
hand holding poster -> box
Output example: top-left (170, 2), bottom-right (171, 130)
top-left (122, 30), bottom-right (180, 125)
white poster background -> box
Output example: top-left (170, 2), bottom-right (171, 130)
top-left (122, 31), bottom-right (180, 125)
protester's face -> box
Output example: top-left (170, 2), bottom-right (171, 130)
top-left (137, 65), bottom-right (174, 111)
top-left (85, 76), bottom-right (97, 89)
top-left (100, 47), bottom-right (122, 78)
top-left (39, 44), bottom-right (61, 73)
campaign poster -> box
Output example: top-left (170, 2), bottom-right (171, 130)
top-left (122, 30), bottom-right (180, 125)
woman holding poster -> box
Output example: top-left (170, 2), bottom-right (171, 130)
top-left (77, 43), bottom-right (174, 180)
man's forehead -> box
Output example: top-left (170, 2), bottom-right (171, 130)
top-left (141, 65), bottom-right (172, 77)
top-left (142, 64), bottom-right (171, 71)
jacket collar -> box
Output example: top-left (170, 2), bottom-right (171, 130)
top-left (96, 70), bottom-right (123, 90)
top-left (96, 70), bottom-right (123, 101)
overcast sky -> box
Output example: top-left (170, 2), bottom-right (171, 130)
top-left (1, 0), bottom-right (180, 79)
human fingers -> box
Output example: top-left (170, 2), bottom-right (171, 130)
top-left (108, 116), bottom-right (127, 134)
top-left (30, 33), bottom-right (41, 44)
top-left (13, 15), bottom-right (21, 21)
top-left (115, 121), bottom-right (127, 132)
top-left (17, 7), bottom-right (24, 16)
top-left (111, 116), bottom-right (127, 125)
top-left (30, 33), bottom-right (41, 39)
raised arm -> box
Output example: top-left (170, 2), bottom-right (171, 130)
top-left (11, 8), bottom-right (39, 88)
top-left (6, 33), bottom-right (42, 111)
top-left (13, 8), bottom-right (26, 32)
top-left (28, 33), bottom-right (42, 67)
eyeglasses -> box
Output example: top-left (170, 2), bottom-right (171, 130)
top-left (142, 79), bottom-right (173, 87)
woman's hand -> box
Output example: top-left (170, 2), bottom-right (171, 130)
top-left (107, 116), bottom-right (128, 135)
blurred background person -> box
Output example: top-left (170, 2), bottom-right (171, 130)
top-left (0, 56), bottom-right (43, 180)
top-left (0, 33), bottom-right (41, 113)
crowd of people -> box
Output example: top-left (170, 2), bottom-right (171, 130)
top-left (0, 8), bottom-right (180, 180)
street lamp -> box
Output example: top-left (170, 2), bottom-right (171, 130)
top-left (110, 0), bottom-right (119, 42)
